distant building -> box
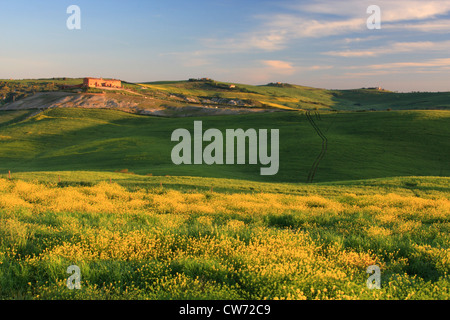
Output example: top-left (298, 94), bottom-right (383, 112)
top-left (229, 84), bottom-right (236, 89)
top-left (83, 78), bottom-right (122, 89)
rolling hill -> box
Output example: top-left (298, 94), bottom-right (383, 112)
top-left (0, 107), bottom-right (448, 183)
top-left (1, 78), bottom-right (449, 301)
top-left (0, 78), bottom-right (449, 183)
top-left (2, 78), bottom-right (450, 116)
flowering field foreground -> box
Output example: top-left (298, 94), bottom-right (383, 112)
top-left (0, 177), bottom-right (449, 299)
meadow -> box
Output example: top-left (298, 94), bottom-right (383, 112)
top-left (0, 108), bottom-right (449, 183)
top-left (0, 174), bottom-right (449, 299)
top-left (0, 94), bottom-right (449, 300)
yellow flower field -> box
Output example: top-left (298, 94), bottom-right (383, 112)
top-left (0, 177), bottom-right (449, 299)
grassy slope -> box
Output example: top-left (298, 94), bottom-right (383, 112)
top-left (6, 170), bottom-right (450, 199)
top-left (332, 89), bottom-right (450, 111)
top-left (0, 108), bottom-right (449, 183)
top-left (0, 175), bottom-right (449, 299)
top-left (141, 80), bottom-right (450, 111)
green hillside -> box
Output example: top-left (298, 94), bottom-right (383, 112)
top-left (3, 78), bottom-right (450, 112)
top-left (0, 108), bottom-right (448, 183)
top-left (139, 80), bottom-right (450, 111)
top-left (331, 89), bottom-right (450, 111)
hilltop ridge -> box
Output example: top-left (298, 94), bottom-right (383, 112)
top-left (1, 78), bottom-right (450, 117)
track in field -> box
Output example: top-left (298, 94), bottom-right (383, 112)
top-left (305, 111), bottom-right (328, 183)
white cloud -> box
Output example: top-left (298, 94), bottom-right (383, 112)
top-left (366, 58), bottom-right (450, 70)
top-left (202, 0), bottom-right (450, 53)
top-left (385, 19), bottom-right (450, 32)
top-left (307, 65), bottom-right (334, 71)
top-left (201, 16), bottom-right (365, 52)
top-left (342, 70), bottom-right (396, 78)
top-left (379, 1), bottom-right (450, 22)
top-left (342, 36), bottom-right (383, 44)
top-left (340, 58), bottom-right (450, 78)
top-left (262, 60), bottom-right (294, 70)
top-left (324, 40), bottom-right (450, 57)
top-left (295, 0), bottom-right (450, 22)
top-left (261, 60), bottom-right (296, 75)
top-left (324, 50), bottom-right (378, 57)
top-left (340, 58), bottom-right (450, 79)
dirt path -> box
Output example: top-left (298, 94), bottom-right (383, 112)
top-left (306, 111), bottom-right (328, 183)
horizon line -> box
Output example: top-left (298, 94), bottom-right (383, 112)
top-left (1, 77), bottom-right (449, 93)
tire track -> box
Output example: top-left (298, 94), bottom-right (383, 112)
top-left (306, 111), bottom-right (328, 183)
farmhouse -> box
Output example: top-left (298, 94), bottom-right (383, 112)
top-left (83, 78), bottom-right (122, 89)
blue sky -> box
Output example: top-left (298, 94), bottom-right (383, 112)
top-left (1, 0), bottom-right (450, 91)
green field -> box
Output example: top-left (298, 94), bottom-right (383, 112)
top-left (0, 108), bottom-right (449, 183)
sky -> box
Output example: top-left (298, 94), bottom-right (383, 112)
top-left (1, 0), bottom-right (450, 92)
